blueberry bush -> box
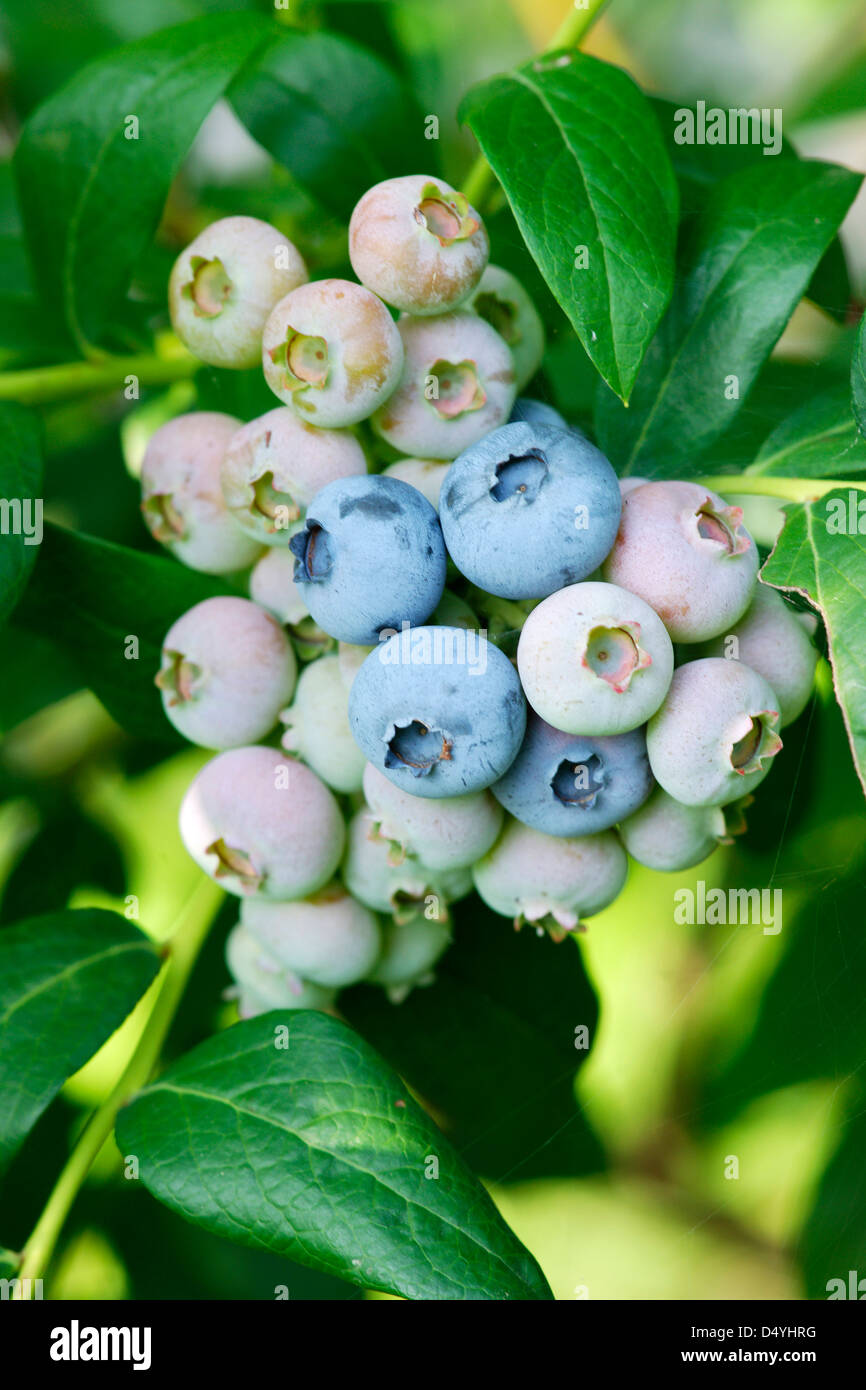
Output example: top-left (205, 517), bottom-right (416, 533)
top-left (2, 0), bottom-right (866, 1303)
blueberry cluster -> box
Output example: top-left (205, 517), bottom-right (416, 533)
top-left (144, 177), bottom-right (819, 1016)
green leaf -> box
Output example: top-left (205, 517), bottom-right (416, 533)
top-left (343, 899), bottom-right (603, 1181)
top-left (460, 52), bottom-right (677, 402)
top-left (0, 909), bottom-right (160, 1176)
top-left (761, 491), bottom-right (866, 795)
top-left (230, 30), bottom-right (428, 221)
top-left (0, 404), bottom-right (43, 628)
top-left (117, 1010), bottom-right (552, 1300)
top-left (16, 524), bottom-right (230, 741)
top-left (595, 159), bottom-right (862, 476)
top-left (802, 1104), bottom-right (866, 1299)
top-left (14, 14), bottom-right (270, 352)
top-left (748, 383), bottom-right (866, 479)
top-left (852, 313), bottom-right (866, 436)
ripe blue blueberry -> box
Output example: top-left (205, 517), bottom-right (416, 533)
top-left (289, 474), bottom-right (447, 644)
top-left (509, 398), bottom-right (569, 430)
top-left (348, 625), bottom-right (526, 797)
top-left (517, 581), bottom-right (674, 735)
top-left (688, 582), bottom-right (819, 726)
top-left (240, 883), bottom-right (381, 988)
top-left (180, 746), bottom-right (345, 899)
top-left (157, 596), bottom-right (296, 749)
top-left (473, 820), bottom-right (627, 938)
top-left (646, 657), bottom-right (783, 806)
top-left (438, 421), bottom-right (621, 599)
top-left (491, 712), bottom-right (653, 836)
top-left (603, 480), bottom-right (759, 641)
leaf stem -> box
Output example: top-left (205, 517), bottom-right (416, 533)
top-left (0, 349), bottom-right (199, 406)
top-left (697, 474), bottom-right (866, 502)
top-left (461, 0), bottom-right (610, 210)
top-left (12, 878), bottom-right (222, 1298)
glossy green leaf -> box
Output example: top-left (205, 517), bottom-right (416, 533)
top-left (16, 524), bottom-right (229, 741)
top-left (14, 14), bottom-right (270, 352)
top-left (117, 1010), bottom-right (552, 1300)
top-left (595, 160), bottom-right (862, 476)
top-left (0, 404), bottom-right (43, 628)
top-left (802, 1105), bottom-right (866, 1299)
top-left (748, 383), bottom-right (866, 479)
top-left (761, 490), bottom-right (866, 795)
top-left (0, 909), bottom-right (160, 1176)
top-left (461, 52), bottom-right (677, 402)
top-left (852, 313), bottom-right (866, 436)
top-left (230, 29), bottom-right (428, 220)
top-left (343, 900), bottom-right (603, 1181)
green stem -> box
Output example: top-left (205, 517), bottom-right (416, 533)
top-left (0, 350), bottom-right (199, 406)
top-left (461, 0), bottom-right (610, 210)
top-left (697, 474), bottom-right (866, 502)
top-left (12, 878), bottom-right (222, 1298)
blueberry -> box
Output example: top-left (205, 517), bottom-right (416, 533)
top-left (289, 474), bottom-right (447, 644)
top-left (619, 787), bottom-right (727, 871)
top-left (348, 625), bottom-right (526, 797)
top-left (157, 596), bottom-right (296, 749)
top-left (349, 175), bottom-right (489, 316)
top-left (225, 923), bottom-right (336, 1017)
top-left (280, 653), bottom-right (366, 793)
top-left (646, 657), bottom-right (783, 806)
top-left (180, 746), bottom-right (344, 899)
top-left (342, 808), bottom-right (471, 922)
top-left (509, 398), bottom-right (569, 430)
top-left (362, 761), bottom-right (503, 869)
top-left (688, 582), bottom-right (819, 726)
top-left (365, 916), bottom-right (452, 1003)
top-left (438, 422), bottom-right (621, 599)
top-left (249, 547), bottom-right (309, 626)
top-left (382, 457), bottom-right (450, 509)
top-left (241, 883), bottom-right (381, 988)
top-left (491, 712), bottom-right (653, 836)
top-left (517, 581), bottom-right (674, 735)
top-left (472, 819), bottom-right (627, 938)
top-left (603, 480), bottom-right (759, 641)
top-left (465, 265), bottom-right (545, 390)
top-left (371, 311), bottom-right (516, 459)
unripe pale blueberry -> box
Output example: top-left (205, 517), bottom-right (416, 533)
top-left (371, 312), bottom-right (516, 459)
top-left (366, 916), bottom-right (452, 1003)
top-left (280, 653), bottom-right (365, 793)
top-left (157, 597), bottom-right (296, 749)
top-left (240, 883), bottom-right (381, 988)
top-left (491, 713), bottom-right (652, 837)
top-left (602, 481), bottom-right (759, 641)
top-left (465, 264), bottom-right (544, 390)
top-left (362, 762), bottom-right (503, 870)
top-left (619, 786), bottom-right (729, 872)
top-left (510, 398), bottom-right (569, 430)
top-left (646, 658), bottom-right (783, 807)
top-left (338, 640), bottom-right (374, 691)
top-left (169, 216), bottom-right (307, 369)
top-left (439, 422), bottom-right (621, 599)
top-left (221, 406), bottom-right (367, 545)
top-left (141, 412), bottom-right (262, 574)
top-left (517, 581), bottom-right (674, 735)
top-left (473, 820), bottom-right (627, 938)
top-left (249, 547), bottom-right (309, 626)
top-left (180, 746), bottom-right (344, 899)
top-left (382, 457), bottom-right (450, 509)
top-left (262, 278), bottom-right (402, 427)
top-left (688, 582), bottom-right (819, 726)
top-left (289, 474), bottom-right (446, 644)
top-left (225, 923), bottom-right (336, 1017)
top-left (348, 174), bottom-right (489, 315)
top-left (619, 475), bottom-right (649, 498)
top-left (342, 808), bottom-right (470, 922)
top-left (349, 626), bottom-right (526, 798)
